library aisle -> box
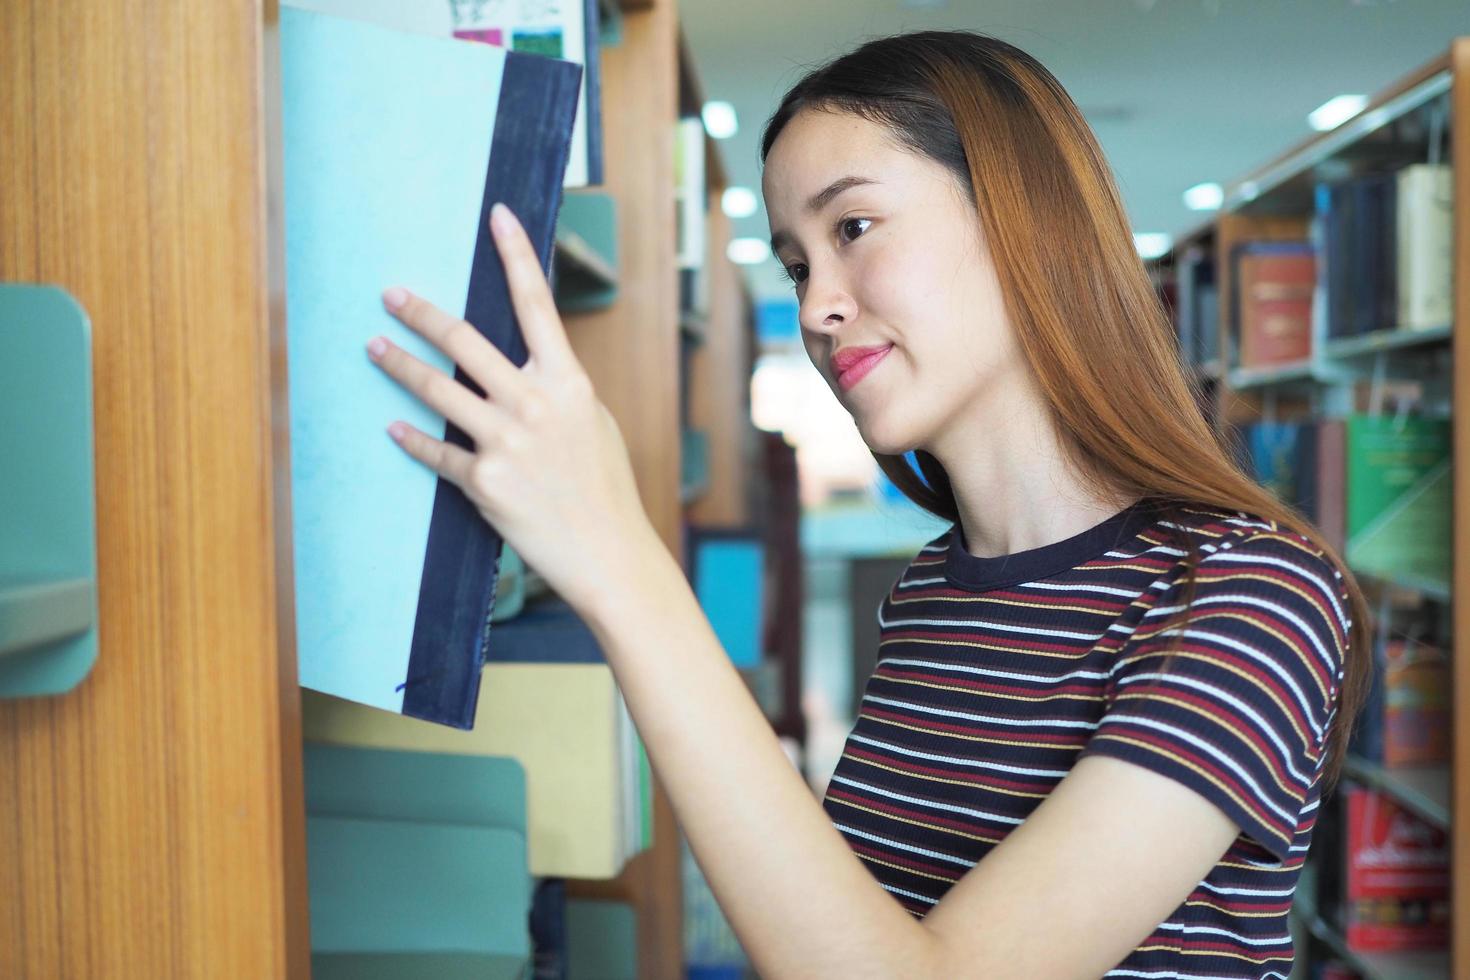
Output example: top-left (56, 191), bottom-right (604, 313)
top-left (3, 1), bottom-right (1468, 978)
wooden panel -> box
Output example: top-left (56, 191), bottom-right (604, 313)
top-left (687, 199), bottom-right (754, 527)
top-left (561, 0), bottom-right (684, 976)
top-left (1449, 38), bottom-right (1469, 980)
top-left (0, 0), bottom-right (310, 976)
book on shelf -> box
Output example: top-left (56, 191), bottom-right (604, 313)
top-left (1396, 163), bottom-right (1454, 331)
top-left (1343, 414), bottom-right (1451, 589)
top-left (286, 0), bottom-right (603, 188)
top-left (1175, 244), bottom-right (1218, 369)
top-left (449, 0), bottom-right (605, 188)
top-left (687, 528), bottom-right (767, 670)
top-left (1342, 786), bottom-right (1450, 953)
top-left (675, 116), bottom-right (709, 317)
top-left (281, 5), bottom-right (580, 727)
top-left (1230, 241), bottom-right (1314, 369)
top-left (1350, 630), bottom-right (1451, 769)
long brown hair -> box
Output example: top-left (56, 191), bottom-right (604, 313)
top-left (760, 31), bottom-right (1370, 798)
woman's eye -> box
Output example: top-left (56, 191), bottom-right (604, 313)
top-left (839, 217), bottom-right (871, 243)
top-left (780, 263), bottom-right (809, 286)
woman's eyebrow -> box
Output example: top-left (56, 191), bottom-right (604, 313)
top-left (769, 175), bottom-right (879, 254)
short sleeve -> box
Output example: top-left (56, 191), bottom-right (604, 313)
top-left (1077, 531), bottom-right (1348, 864)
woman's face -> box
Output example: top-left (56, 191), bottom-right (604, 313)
top-left (761, 107), bottom-right (1026, 458)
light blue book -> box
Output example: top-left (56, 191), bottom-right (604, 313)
top-left (688, 530), bottom-right (766, 669)
top-left (281, 6), bottom-right (580, 727)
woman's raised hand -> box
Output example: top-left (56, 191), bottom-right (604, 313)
top-left (367, 202), bottom-right (656, 620)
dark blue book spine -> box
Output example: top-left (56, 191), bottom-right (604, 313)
top-left (1322, 182), bottom-right (1351, 340)
top-left (1350, 178), bottom-right (1375, 338)
top-left (1381, 173), bottom-right (1399, 332)
top-left (483, 596), bottom-right (608, 665)
top-left (402, 52), bottom-right (584, 728)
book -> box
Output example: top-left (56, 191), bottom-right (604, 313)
top-left (284, 0), bottom-right (603, 188)
top-left (1343, 414), bottom-right (1451, 589)
top-left (1396, 163), bottom-right (1454, 331)
top-left (675, 116), bottom-right (708, 316)
top-left (1341, 786), bottom-right (1450, 952)
top-left (449, 0), bottom-right (605, 188)
top-left (1349, 175), bottom-right (1395, 338)
top-left (282, 5), bottom-right (581, 727)
top-left (1231, 241), bottom-right (1315, 369)
top-left (687, 528), bottom-right (766, 669)
top-left (1350, 634), bottom-right (1451, 768)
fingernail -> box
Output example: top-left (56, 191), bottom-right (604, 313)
top-left (490, 202), bottom-right (512, 235)
top-left (388, 422), bottom-right (407, 442)
top-left (382, 287), bottom-right (408, 310)
top-left (367, 336), bottom-right (388, 359)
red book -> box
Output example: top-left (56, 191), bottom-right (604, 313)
top-left (1343, 787), bottom-right (1450, 952)
top-left (1235, 244), bottom-right (1315, 368)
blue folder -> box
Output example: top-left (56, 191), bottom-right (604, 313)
top-left (282, 7), bottom-right (581, 727)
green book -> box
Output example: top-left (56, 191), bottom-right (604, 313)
top-left (1344, 414), bottom-right (1451, 589)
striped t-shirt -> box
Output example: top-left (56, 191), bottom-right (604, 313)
top-left (824, 499), bottom-right (1348, 979)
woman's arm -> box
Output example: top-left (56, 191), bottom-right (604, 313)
top-left (582, 530), bottom-right (943, 979)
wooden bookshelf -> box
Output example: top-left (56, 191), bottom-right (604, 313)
top-left (1, 0), bottom-right (311, 975)
top-left (1149, 37), bottom-right (1470, 978)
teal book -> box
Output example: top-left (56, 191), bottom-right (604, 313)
top-left (281, 6), bottom-right (580, 728)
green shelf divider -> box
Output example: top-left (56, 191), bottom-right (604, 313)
top-left (307, 816), bottom-right (531, 961)
top-left (553, 191), bottom-right (618, 314)
top-left (303, 745), bottom-right (534, 977)
top-left (0, 284), bottom-right (99, 697)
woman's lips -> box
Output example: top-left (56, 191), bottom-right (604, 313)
top-left (835, 345), bottom-right (893, 392)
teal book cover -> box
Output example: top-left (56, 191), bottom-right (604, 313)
top-left (282, 6), bottom-right (580, 727)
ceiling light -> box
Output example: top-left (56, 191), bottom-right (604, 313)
top-left (1133, 232), bottom-right (1172, 260)
top-left (722, 186), bottom-right (758, 219)
top-left (1308, 94), bottom-right (1368, 132)
top-left (1182, 182), bottom-right (1223, 211)
top-left (727, 237), bottom-right (771, 265)
top-left (702, 101), bottom-right (738, 140)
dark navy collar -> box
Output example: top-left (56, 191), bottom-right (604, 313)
top-left (944, 497), bottom-right (1165, 592)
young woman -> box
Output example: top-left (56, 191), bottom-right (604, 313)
top-left (365, 30), bottom-right (1370, 980)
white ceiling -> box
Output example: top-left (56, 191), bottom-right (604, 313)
top-left (676, 0), bottom-right (1468, 302)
